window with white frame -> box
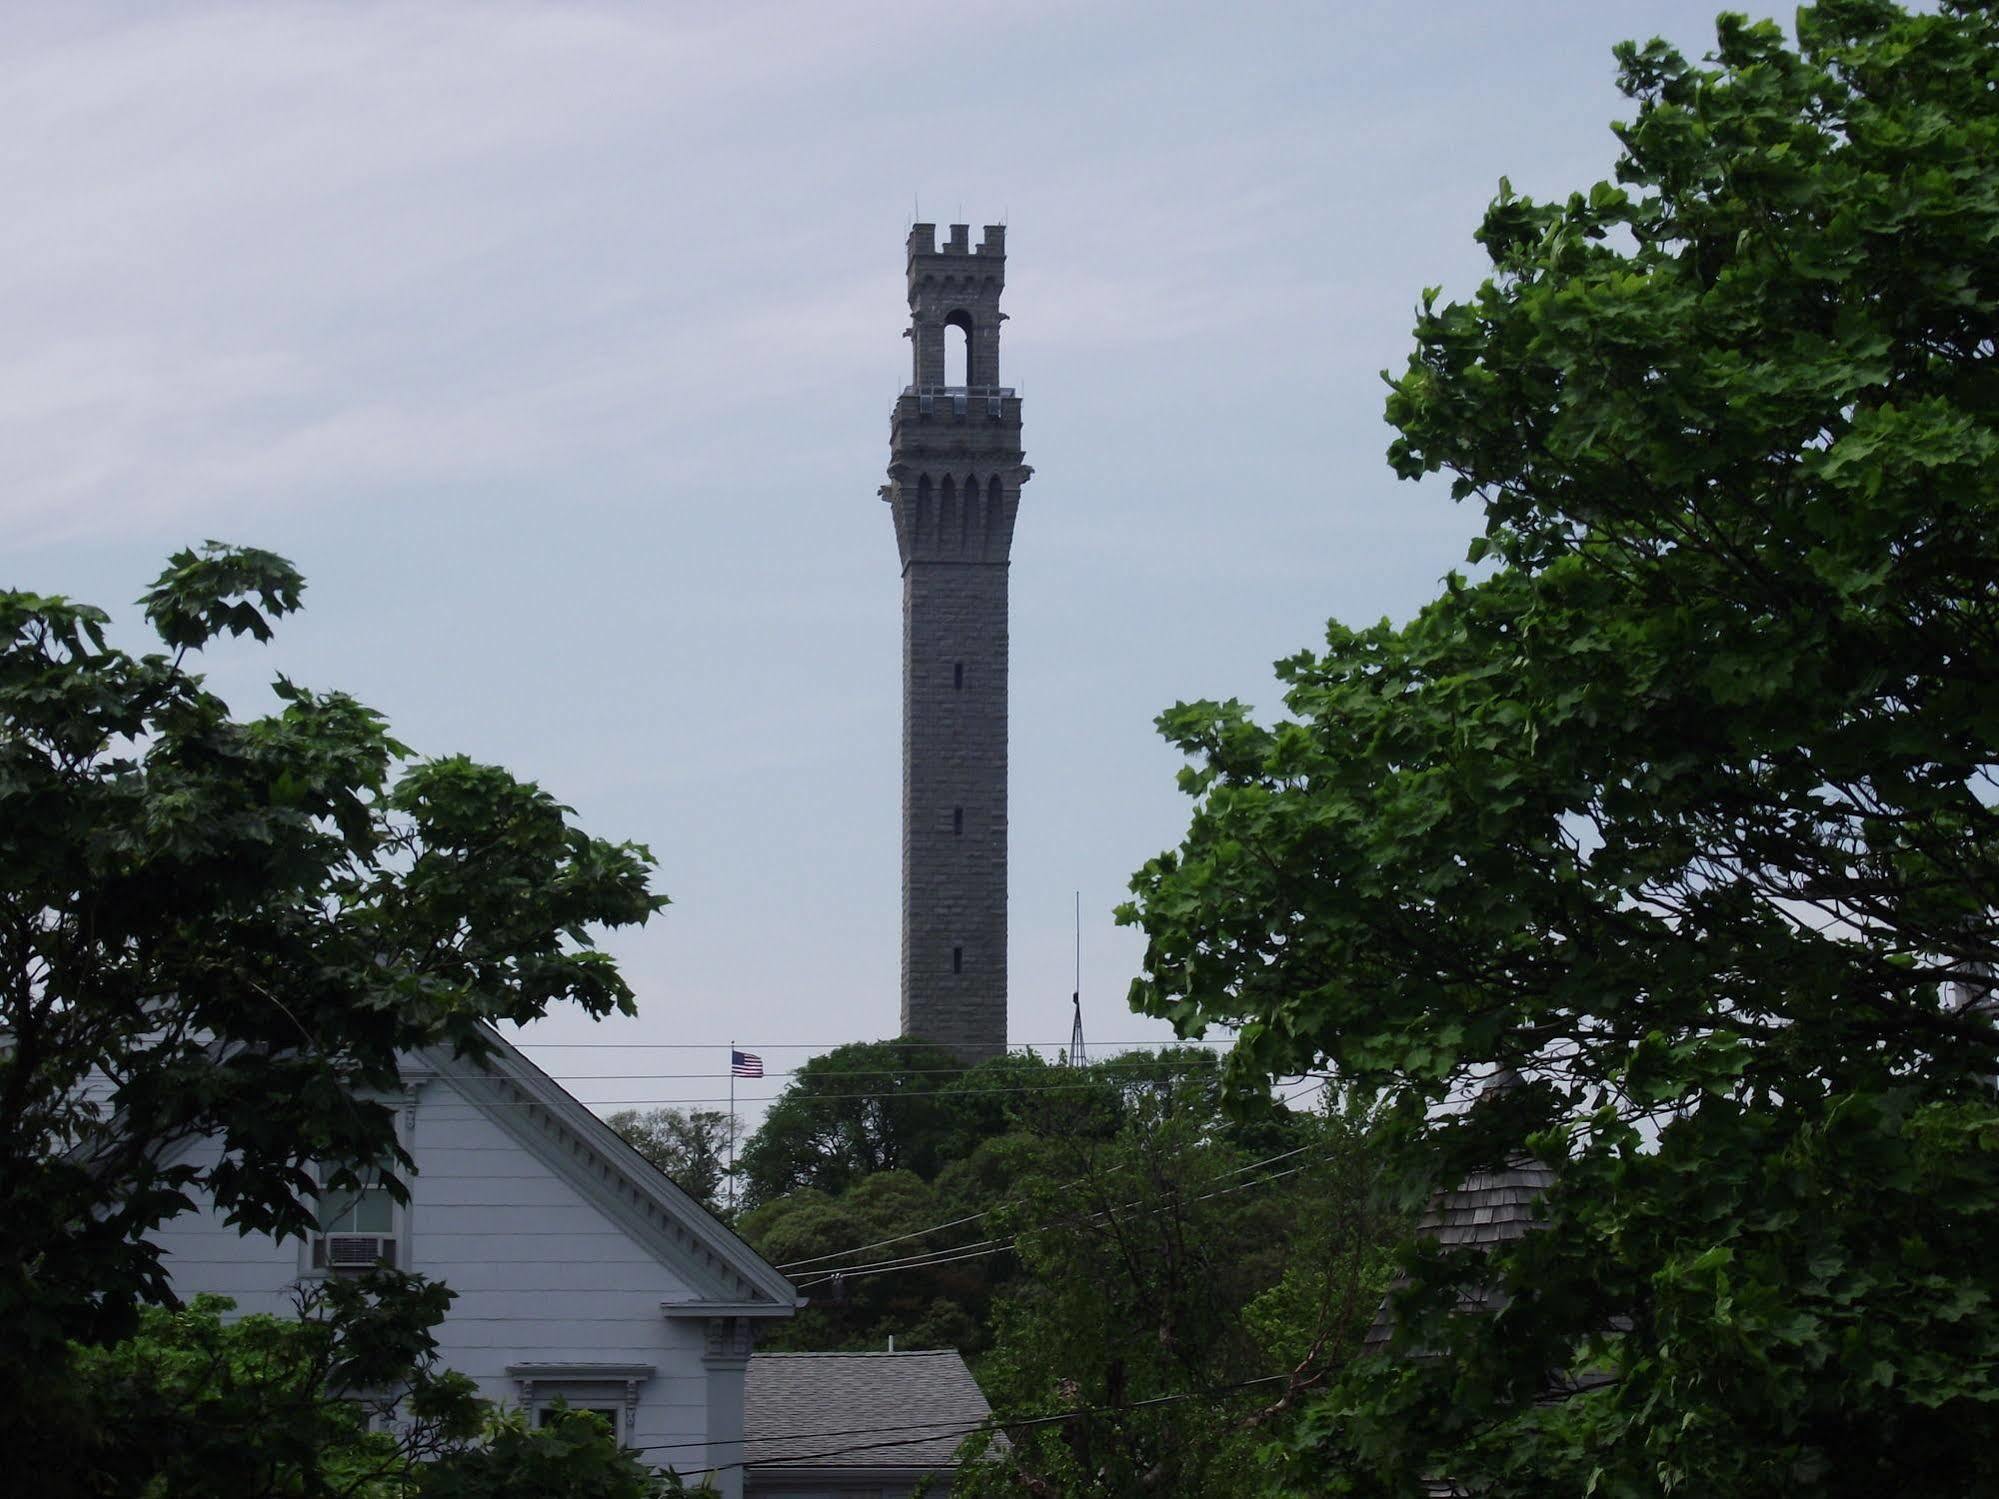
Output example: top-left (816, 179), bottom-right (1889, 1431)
top-left (312, 1163), bottom-right (398, 1273)
top-left (508, 1364), bottom-right (654, 1447)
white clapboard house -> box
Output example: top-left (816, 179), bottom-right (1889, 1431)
top-left (148, 1025), bottom-right (801, 1499)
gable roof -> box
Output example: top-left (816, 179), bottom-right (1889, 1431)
top-left (743, 1349), bottom-right (992, 1471)
top-left (129, 1020), bottom-right (799, 1315)
top-left (413, 1024), bottom-right (801, 1315)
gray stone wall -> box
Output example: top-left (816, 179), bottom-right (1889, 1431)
top-left (900, 561), bottom-right (1008, 1062)
top-left (884, 223), bottom-right (1028, 1065)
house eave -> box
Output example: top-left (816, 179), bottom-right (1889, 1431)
top-left (663, 1299), bottom-right (808, 1319)
top-left (505, 1361), bottom-right (659, 1383)
top-left (418, 1025), bottom-right (799, 1312)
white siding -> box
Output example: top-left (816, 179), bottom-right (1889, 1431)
top-left (149, 1072), bottom-right (723, 1474)
top-left (149, 1132), bottom-right (305, 1320)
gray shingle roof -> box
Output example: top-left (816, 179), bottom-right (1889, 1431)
top-left (743, 1349), bottom-right (992, 1471)
top-left (1415, 1160), bottom-right (1555, 1250)
top-left (1365, 1158), bottom-right (1555, 1349)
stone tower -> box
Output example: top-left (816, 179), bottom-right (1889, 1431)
top-left (881, 222), bottom-right (1029, 1063)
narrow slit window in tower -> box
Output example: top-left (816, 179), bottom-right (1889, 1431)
top-left (953, 661), bottom-right (964, 690)
top-left (953, 807), bottom-right (964, 836)
top-left (952, 946), bottom-right (963, 974)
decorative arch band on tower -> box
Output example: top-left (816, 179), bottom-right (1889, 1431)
top-left (893, 468), bottom-right (1019, 565)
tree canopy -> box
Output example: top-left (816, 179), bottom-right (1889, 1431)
top-left (71, 1285), bottom-right (708, 1498)
top-left (735, 1040), bottom-right (1071, 1209)
top-left (958, 1088), bottom-right (1393, 1497)
top-left (1123, 3), bottom-right (1999, 1492)
top-left (0, 544), bottom-right (665, 1476)
top-left (606, 1107), bottom-right (738, 1216)
top-left (732, 1042), bottom-right (1399, 1494)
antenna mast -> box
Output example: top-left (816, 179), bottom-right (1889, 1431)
top-left (1068, 890), bottom-right (1086, 1066)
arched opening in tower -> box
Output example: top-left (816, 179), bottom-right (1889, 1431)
top-left (943, 310), bottom-right (974, 389)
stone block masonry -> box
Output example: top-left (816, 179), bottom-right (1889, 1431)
top-left (901, 561), bottom-right (1009, 1061)
top-left (882, 222), bottom-right (1030, 1064)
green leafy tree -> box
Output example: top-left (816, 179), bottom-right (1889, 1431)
top-left (743, 1168), bottom-right (988, 1354)
top-left (735, 1046), bottom-right (1067, 1352)
top-left (738, 1047), bottom-right (1252, 1357)
top-left (1122, 4), bottom-right (1999, 1493)
top-left (606, 1107), bottom-right (738, 1215)
top-left (70, 1280), bottom-right (475, 1499)
top-left (956, 1089), bottom-right (1388, 1496)
top-left (0, 545), bottom-right (664, 1473)
top-left (69, 1285), bottom-right (710, 1498)
top-left (737, 1040), bottom-right (959, 1208)
top-left (737, 1042), bottom-right (1247, 1212)
top-left (418, 1408), bottom-right (710, 1499)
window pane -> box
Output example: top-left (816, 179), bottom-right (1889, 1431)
top-left (319, 1165), bottom-right (393, 1233)
top-left (319, 1189), bottom-right (360, 1232)
top-left (538, 1406), bottom-right (618, 1433)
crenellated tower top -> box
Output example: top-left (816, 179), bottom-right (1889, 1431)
top-left (904, 223), bottom-right (1008, 392)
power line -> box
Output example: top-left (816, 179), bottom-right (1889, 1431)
top-left (799, 1240), bottom-right (1012, 1287)
top-left (393, 1053), bottom-right (1239, 1112)
top-left (782, 1140), bottom-right (1324, 1282)
top-left (412, 1072), bottom-right (1303, 1112)
top-left (777, 1140), bottom-right (1313, 1274)
top-left (627, 1372), bottom-right (1292, 1468)
top-left (425, 1057), bottom-right (1227, 1083)
top-left (504, 1037), bottom-right (1238, 1050)
top-left (624, 1410), bottom-right (986, 1456)
top-left (774, 1208), bottom-right (992, 1272)
top-left (791, 1158), bottom-right (1326, 1291)
top-left (440, 1068), bottom-right (1223, 1095)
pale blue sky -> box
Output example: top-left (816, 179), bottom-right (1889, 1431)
top-left (5, 0), bottom-right (1753, 1120)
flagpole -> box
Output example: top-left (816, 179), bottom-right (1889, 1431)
top-left (727, 1039), bottom-right (736, 1218)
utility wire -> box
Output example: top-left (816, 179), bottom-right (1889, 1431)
top-left (412, 1073), bottom-right (1294, 1111)
top-left (787, 1146), bottom-right (1326, 1286)
top-left (506, 1037), bottom-right (1237, 1050)
top-left (791, 1159), bottom-right (1324, 1290)
top-left (791, 1154), bottom-right (1328, 1288)
top-left (422, 1057), bottom-right (1225, 1083)
top-left (798, 1241), bottom-right (1012, 1285)
top-left (773, 1140), bottom-right (1316, 1273)
top-left (774, 1208), bottom-right (992, 1271)
top-left (627, 1372), bottom-right (1291, 1467)
top-left (403, 1054), bottom-right (1244, 1114)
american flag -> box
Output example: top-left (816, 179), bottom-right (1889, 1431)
top-left (730, 1049), bottom-right (764, 1079)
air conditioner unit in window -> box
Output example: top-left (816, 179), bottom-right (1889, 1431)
top-left (313, 1234), bottom-right (397, 1272)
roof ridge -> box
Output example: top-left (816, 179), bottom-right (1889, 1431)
top-left (752, 1348), bottom-right (961, 1358)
